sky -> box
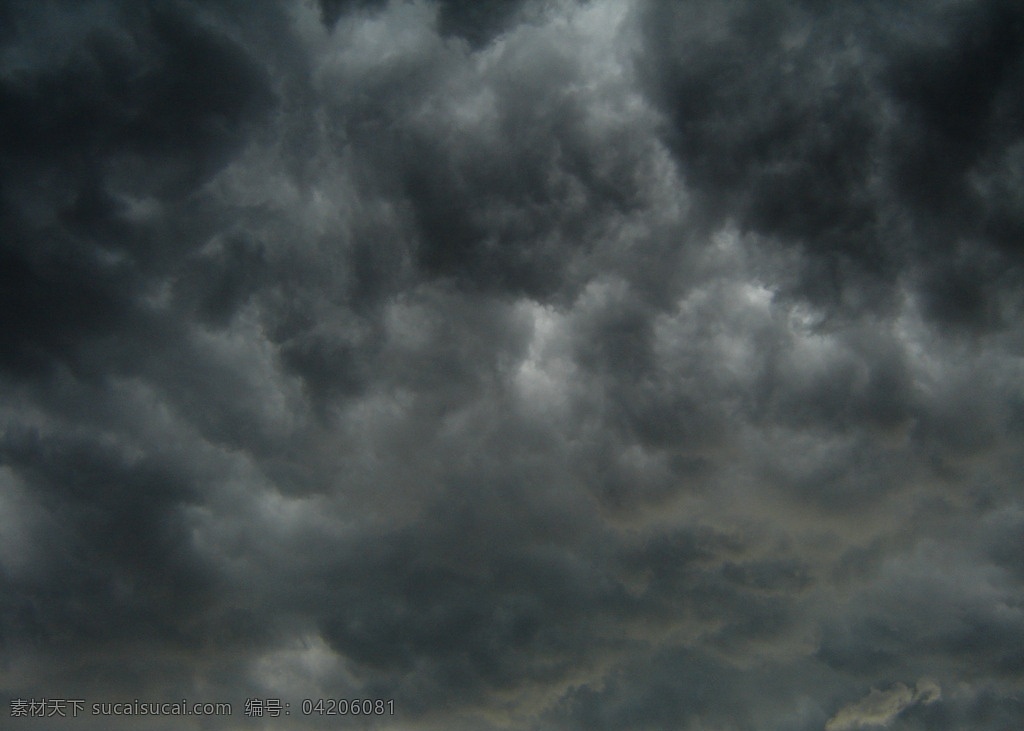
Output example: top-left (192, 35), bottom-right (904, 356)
top-left (1, 0), bottom-right (1023, 729)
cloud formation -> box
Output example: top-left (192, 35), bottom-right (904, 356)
top-left (1, 1), bottom-right (1022, 729)
top-left (825, 680), bottom-right (941, 731)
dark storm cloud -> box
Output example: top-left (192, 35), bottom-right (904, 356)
top-left (1, 1), bottom-right (1023, 730)
top-left (319, 0), bottom-right (528, 48)
top-left (641, 0), bottom-right (1024, 326)
top-left (0, 429), bottom-right (210, 647)
top-left (0, 0), bottom-right (276, 382)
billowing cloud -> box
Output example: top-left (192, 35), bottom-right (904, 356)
top-left (825, 680), bottom-right (941, 731)
top-left (1, 1), bottom-right (1022, 729)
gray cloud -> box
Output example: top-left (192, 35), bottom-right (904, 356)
top-left (825, 680), bottom-right (940, 731)
top-left (1, 1), bottom-right (1022, 729)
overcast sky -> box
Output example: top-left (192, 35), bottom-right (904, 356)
top-left (2, 1), bottom-right (1023, 729)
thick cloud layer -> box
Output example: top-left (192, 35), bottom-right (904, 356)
top-left (1, 1), bottom-right (1022, 729)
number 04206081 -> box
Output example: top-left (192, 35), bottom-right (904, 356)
top-left (301, 698), bottom-right (395, 716)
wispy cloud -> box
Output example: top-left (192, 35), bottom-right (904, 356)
top-left (826, 679), bottom-right (942, 731)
